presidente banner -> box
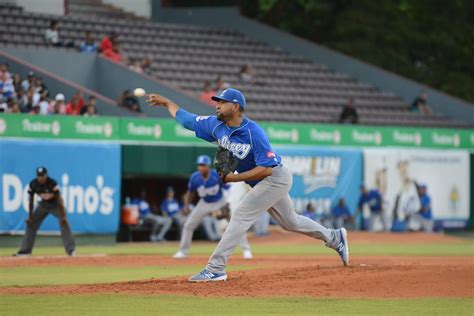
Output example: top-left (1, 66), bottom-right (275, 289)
top-left (277, 146), bottom-right (362, 215)
top-left (363, 148), bottom-right (470, 228)
top-left (0, 114), bottom-right (472, 149)
top-left (0, 139), bottom-right (121, 234)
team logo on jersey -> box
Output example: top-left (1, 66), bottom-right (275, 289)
top-left (267, 151), bottom-right (275, 158)
top-left (218, 135), bottom-right (251, 160)
top-left (196, 116), bottom-right (210, 122)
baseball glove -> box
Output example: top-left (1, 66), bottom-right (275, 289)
top-left (214, 146), bottom-right (239, 181)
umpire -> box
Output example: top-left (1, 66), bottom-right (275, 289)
top-left (15, 167), bottom-right (76, 257)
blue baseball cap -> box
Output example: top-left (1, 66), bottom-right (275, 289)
top-left (196, 155), bottom-right (211, 165)
top-left (211, 88), bottom-right (246, 108)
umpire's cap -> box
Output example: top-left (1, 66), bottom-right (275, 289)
top-left (211, 88), bottom-right (246, 108)
top-left (36, 167), bottom-right (48, 176)
top-left (196, 155), bottom-right (211, 165)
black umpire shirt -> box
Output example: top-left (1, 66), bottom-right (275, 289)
top-left (28, 177), bottom-right (59, 204)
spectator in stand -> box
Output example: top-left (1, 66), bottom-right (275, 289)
top-left (331, 198), bottom-right (353, 229)
top-left (100, 32), bottom-right (118, 53)
top-left (0, 77), bottom-right (15, 100)
top-left (338, 98), bottom-right (359, 124)
top-left (79, 31), bottom-right (98, 54)
top-left (0, 63), bottom-right (14, 100)
top-left (9, 102), bottom-right (20, 113)
top-left (102, 44), bottom-right (122, 63)
top-left (0, 97), bottom-right (11, 112)
top-left (215, 76), bottom-right (230, 95)
top-left (118, 89), bottom-right (141, 112)
top-left (12, 73), bottom-right (21, 94)
top-left (21, 71), bottom-right (35, 92)
top-left (72, 90), bottom-right (85, 109)
top-left (30, 105), bottom-right (40, 115)
top-left (199, 81), bottom-right (216, 105)
top-left (239, 64), bottom-right (256, 82)
top-left (411, 91), bottom-right (432, 114)
top-left (83, 104), bottom-right (97, 117)
top-left (81, 96), bottom-right (98, 115)
top-left (20, 88), bottom-right (37, 113)
top-left (303, 203), bottom-right (318, 221)
top-left (33, 77), bottom-right (48, 96)
top-left (65, 96), bottom-right (83, 115)
top-left (44, 20), bottom-right (73, 47)
top-left (37, 94), bottom-right (50, 115)
top-left (129, 59), bottom-right (144, 73)
top-left (48, 93), bottom-right (66, 114)
top-left (141, 57), bottom-right (153, 75)
top-left (0, 63), bottom-right (11, 82)
top-left (131, 191), bottom-right (172, 242)
top-left (16, 89), bottom-right (25, 107)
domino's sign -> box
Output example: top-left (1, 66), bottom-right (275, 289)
top-left (0, 139), bottom-right (121, 234)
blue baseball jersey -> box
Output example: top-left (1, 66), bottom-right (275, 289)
top-left (188, 169), bottom-right (229, 203)
top-left (331, 205), bottom-right (351, 218)
top-left (131, 198), bottom-right (151, 217)
top-left (419, 194), bottom-right (432, 219)
top-left (161, 198), bottom-right (181, 217)
top-left (191, 115), bottom-right (281, 187)
top-left (358, 189), bottom-right (382, 213)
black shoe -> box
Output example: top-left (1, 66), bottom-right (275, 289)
top-left (13, 252), bottom-right (31, 257)
top-left (68, 250), bottom-right (76, 257)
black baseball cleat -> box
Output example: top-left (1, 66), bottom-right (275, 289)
top-left (68, 251), bottom-right (76, 257)
top-left (13, 252), bottom-right (31, 257)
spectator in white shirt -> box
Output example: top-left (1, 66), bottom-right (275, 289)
top-left (48, 93), bottom-right (66, 114)
top-left (21, 71), bottom-right (35, 92)
top-left (38, 94), bottom-right (49, 115)
top-left (45, 20), bottom-right (61, 46)
top-left (45, 20), bottom-right (74, 48)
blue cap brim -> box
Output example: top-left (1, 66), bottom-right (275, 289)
top-left (211, 96), bottom-right (229, 103)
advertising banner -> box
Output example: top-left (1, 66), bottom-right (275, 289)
top-left (0, 114), bottom-right (119, 140)
top-left (277, 147), bottom-right (362, 215)
top-left (0, 139), bottom-right (121, 234)
top-left (363, 148), bottom-right (470, 228)
top-left (0, 114), bottom-right (472, 149)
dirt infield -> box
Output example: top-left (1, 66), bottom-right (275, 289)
top-left (1, 232), bottom-right (473, 298)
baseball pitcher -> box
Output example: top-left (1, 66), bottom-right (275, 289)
top-left (147, 88), bottom-right (349, 282)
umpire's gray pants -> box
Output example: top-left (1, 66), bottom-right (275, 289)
top-left (206, 165), bottom-right (337, 274)
top-left (19, 202), bottom-right (75, 254)
top-left (179, 197), bottom-right (250, 255)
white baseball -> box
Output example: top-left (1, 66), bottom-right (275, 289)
top-left (133, 88), bottom-right (146, 97)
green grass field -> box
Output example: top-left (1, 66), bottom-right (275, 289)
top-left (2, 295), bottom-right (473, 316)
top-left (1, 241), bottom-right (473, 257)
top-left (1, 236), bottom-right (473, 315)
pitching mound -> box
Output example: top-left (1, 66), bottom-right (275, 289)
top-left (1, 254), bottom-right (472, 298)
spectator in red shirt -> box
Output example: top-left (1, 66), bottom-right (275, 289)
top-left (100, 32), bottom-right (117, 53)
top-left (72, 90), bottom-right (85, 109)
top-left (102, 44), bottom-right (122, 63)
top-left (199, 81), bottom-right (216, 106)
top-left (65, 96), bottom-right (82, 115)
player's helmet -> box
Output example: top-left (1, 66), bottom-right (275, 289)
top-left (196, 155), bottom-right (211, 165)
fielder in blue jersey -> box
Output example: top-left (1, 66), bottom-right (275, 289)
top-left (173, 155), bottom-right (252, 259)
top-left (147, 88), bottom-right (349, 282)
